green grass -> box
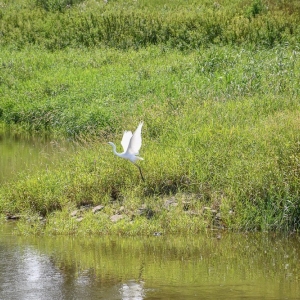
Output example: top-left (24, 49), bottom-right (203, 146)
top-left (0, 0), bottom-right (300, 50)
top-left (1, 45), bottom-right (299, 135)
top-left (1, 0), bottom-right (300, 234)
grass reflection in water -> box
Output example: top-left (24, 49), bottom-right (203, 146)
top-left (4, 229), bottom-right (299, 299)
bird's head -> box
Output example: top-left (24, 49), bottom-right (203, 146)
top-left (108, 142), bottom-right (116, 150)
top-left (108, 142), bottom-right (118, 155)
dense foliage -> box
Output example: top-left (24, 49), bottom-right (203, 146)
top-left (0, 0), bottom-right (300, 50)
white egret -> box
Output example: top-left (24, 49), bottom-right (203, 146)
top-left (108, 122), bottom-right (145, 181)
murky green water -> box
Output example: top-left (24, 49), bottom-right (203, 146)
top-left (1, 223), bottom-right (300, 300)
top-left (0, 130), bottom-right (74, 183)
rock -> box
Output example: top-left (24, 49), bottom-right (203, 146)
top-left (92, 205), bottom-right (104, 214)
top-left (215, 213), bottom-right (221, 220)
top-left (80, 204), bottom-right (92, 211)
top-left (164, 198), bottom-right (178, 209)
top-left (6, 214), bottom-right (20, 220)
top-left (203, 206), bottom-right (211, 212)
top-left (76, 217), bottom-right (83, 222)
top-left (153, 232), bottom-right (162, 236)
top-left (137, 204), bottom-right (147, 215)
top-left (110, 214), bottom-right (123, 223)
top-left (203, 207), bottom-right (218, 215)
top-left (70, 210), bottom-right (78, 217)
top-left (184, 210), bottom-right (200, 216)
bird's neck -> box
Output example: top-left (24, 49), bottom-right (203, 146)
top-left (110, 143), bottom-right (122, 157)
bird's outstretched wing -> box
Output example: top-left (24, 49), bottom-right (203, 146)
top-left (121, 131), bottom-right (132, 152)
top-left (127, 122), bottom-right (143, 155)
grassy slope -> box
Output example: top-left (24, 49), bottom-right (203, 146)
top-left (1, 0), bottom-right (300, 234)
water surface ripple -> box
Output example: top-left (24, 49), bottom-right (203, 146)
top-left (0, 224), bottom-right (299, 300)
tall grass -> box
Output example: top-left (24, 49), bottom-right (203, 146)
top-left (1, 45), bottom-right (299, 136)
top-left (0, 0), bottom-right (299, 50)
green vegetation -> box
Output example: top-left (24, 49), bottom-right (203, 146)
top-left (1, 0), bottom-right (300, 50)
top-left (0, 0), bottom-right (300, 234)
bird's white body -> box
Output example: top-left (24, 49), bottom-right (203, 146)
top-left (108, 122), bottom-right (144, 164)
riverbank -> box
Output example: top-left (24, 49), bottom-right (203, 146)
top-left (1, 0), bottom-right (300, 234)
top-left (2, 87), bottom-right (300, 234)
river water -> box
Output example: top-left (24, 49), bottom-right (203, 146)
top-left (0, 223), bottom-right (300, 300)
top-left (1, 132), bottom-right (300, 299)
top-left (0, 130), bottom-right (75, 184)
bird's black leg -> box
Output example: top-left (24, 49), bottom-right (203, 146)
top-left (136, 165), bottom-right (145, 182)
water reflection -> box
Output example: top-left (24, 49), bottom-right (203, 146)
top-left (0, 244), bottom-right (63, 299)
top-left (119, 281), bottom-right (145, 300)
top-left (0, 130), bottom-right (74, 183)
top-left (0, 224), bottom-right (300, 299)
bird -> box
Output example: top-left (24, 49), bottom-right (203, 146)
top-left (108, 122), bottom-right (145, 181)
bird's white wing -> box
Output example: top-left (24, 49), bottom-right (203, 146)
top-left (126, 122), bottom-right (143, 155)
top-left (121, 131), bottom-right (132, 152)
